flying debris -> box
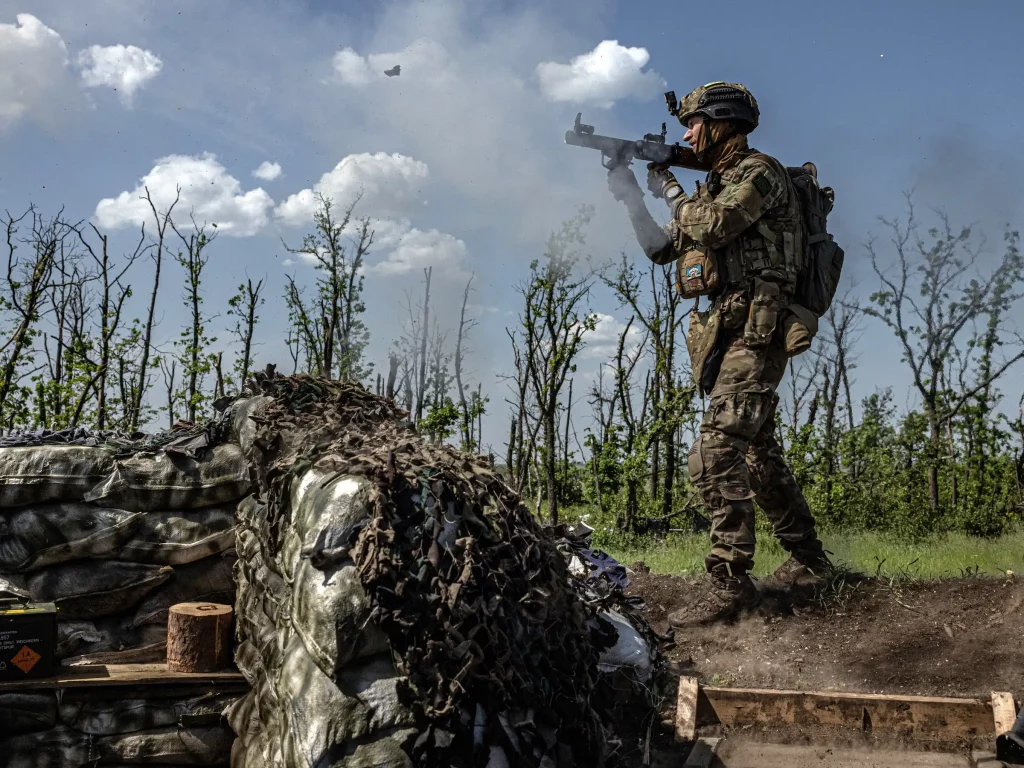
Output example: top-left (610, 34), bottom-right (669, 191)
top-left (384, 65), bottom-right (400, 77)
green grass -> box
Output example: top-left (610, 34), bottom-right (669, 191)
top-left (602, 530), bottom-right (1024, 579)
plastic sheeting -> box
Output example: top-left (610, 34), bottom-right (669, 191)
top-left (85, 444), bottom-right (250, 511)
top-left (0, 446), bottom-right (114, 508)
top-left (117, 507), bottom-right (236, 565)
top-left (0, 504), bottom-right (141, 571)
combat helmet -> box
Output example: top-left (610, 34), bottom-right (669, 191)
top-left (673, 82), bottom-right (759, 134)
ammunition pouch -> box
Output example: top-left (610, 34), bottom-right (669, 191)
top-left (676, 248), bottom-right (721, 299)
top-left (743, 277), bottom-right (781, 349)
top-left (780, 304), bottom-right (819, 357)
top-left (720, 291), bottom-right (749, 330)
top-left (686, 303), bottom-right (721, 396)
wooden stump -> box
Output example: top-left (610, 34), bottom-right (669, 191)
top-left (166, 602), bottom-right (233, 673)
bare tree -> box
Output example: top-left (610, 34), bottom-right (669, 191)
top-left (159, 357), bottom-right (179, 429)
top-left (283, 194), bottom-right (372, 381)
top-left (866, 195), bottom-right (1024, 515)
top-left (171, 215), bottom-right (217, 422)
top-left (604, 253), bottom-right (691, 517)
top-left (0, 206), bottom-right (74, 428)
top-left (513, 209), bottom-right (596, 523)
top-left (131, 187), bottom-right (180, 430)
top-left (73, 223), bottom-right (143, 429)
top-left (416, 267), bottom-right (432, 422)
top-left (454, 275), bottom-right (478, 450)
top-left (227, 276), bottom-right (265, 388)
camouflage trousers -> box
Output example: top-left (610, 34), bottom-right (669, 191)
top-left (688, 331), bottom-right (825, 574)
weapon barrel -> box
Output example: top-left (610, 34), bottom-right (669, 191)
top-left (564, 130), bottom-right (634, 156)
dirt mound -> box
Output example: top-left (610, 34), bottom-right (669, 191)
top-left (628, 572), bottom-right (1024, 698)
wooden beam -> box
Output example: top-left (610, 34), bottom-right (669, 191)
top-left (698, 686), bottom-right (995, 741)
top-left (0, 663), bottom-right (246, 691)
top-left (991, 692), bottom-right (1017, 736)
top-left (676, 676), bottom-right (699, 743)
top-left (682, 737), bottom-right (721, 768)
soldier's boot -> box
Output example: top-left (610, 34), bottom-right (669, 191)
top-left (667, 566), bottom-right (760, 628)
top-left (761, 547), bottom-right (834, 595)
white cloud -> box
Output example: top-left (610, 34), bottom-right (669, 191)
top-left (275, 152), bottom-right (429, 226)
top-left (0, 13), bottom-right (72, 130)
top-left (94, 152), bottom-right (275, 237)
top-left (367, 227), bottom-right (468, 277)
top-left (536, 40), bottom-right (665, 108)
top-left (582, 312), bottom-right (645, 359)
top-left (332, 37), bottom-right (454, 88)
top-left (77, 44), bottom-right (162, 105)
top-left (252, 161), bottom-right (282, 181)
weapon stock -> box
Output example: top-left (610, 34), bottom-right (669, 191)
top-left (564, 113), bottom-right (707, 171)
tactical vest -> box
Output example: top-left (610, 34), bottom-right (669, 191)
top-left (688, 151), bottom-right (805, 298)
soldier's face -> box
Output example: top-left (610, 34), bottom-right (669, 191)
top-left (683, 116), bottom-right (704, 147)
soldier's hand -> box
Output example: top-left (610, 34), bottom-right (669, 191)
top-left (607, 163), bottom-right (644, 205)
top-left (647, 162), bottom-right (681, 200)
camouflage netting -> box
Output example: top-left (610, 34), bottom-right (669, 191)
top-left (228, 371), bottom-right (667, 768)
top-left (0, 421), bottom-right (248, 763)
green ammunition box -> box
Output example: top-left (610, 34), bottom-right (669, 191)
top-left (0, 602), bottom-right (57, 682)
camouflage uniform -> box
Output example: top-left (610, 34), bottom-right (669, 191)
top-left (663, 140), bottom-right (827, 578)
top-left (611, 83), bottom-right (830, 619)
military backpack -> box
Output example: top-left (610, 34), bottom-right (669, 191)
top-left (788, 163), bottom-right (844, 316)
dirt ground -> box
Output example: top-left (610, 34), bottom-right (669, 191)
top-left (627, 571), bottom-right (1024, 698)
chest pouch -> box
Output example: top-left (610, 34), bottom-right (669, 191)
top-left (676, 248), bottom-right (721, 299)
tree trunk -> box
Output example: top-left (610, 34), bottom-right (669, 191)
top-left (544, 407), bottom-right (558, 524)
top-left (927, 406), bottom-right (941, 516)
top-left (386, 353), bottom-right (399, 400)
top-left (415, 267), bottom-right (432, 423)
top-left (562, 378), bottom-right (573, 498)
top-left (166, 602), bottom-right (233, 673)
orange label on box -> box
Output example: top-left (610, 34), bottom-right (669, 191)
top-left (11, 645), bottom-right (40, 674)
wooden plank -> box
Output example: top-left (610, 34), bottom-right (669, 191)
top-left (0, 663), bottom-right (246, 691)
top-left (714, 742), bottom-right (971, 768)
top-left (676, 676), bottom-right (699, 743)
top-left (991, 691), bottom-right (1017, 736)
top-left (697, 686), bottom-right (995, 740)
top-left (682, 737), bottom-right (721, 768)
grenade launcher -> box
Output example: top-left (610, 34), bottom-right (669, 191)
top-left (564, 95), bottom-right (708, 171)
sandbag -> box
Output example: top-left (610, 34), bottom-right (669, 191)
top-left (289, 472), bottom-right (373, 561)
top-left (292, 558), bottom-right (388, 679)
top-left (60, 692), bottom-right (240, 736)
top-left (0, 726), bottom-right (93, 768)
top-left (277, 634), bottom-right (415, 766)
top-left (95, 725), bottom-right (235, 765)
top-left (131, 554), bottom-right (236, 628)
top-left (57, 620), bottom-right (108, 659)
top-left (224, 691), bottom-right (260, 747)
top-left (118, 507), bottom-right (236, 565)
top-left (340, 731), bottom-right (416, 768)
top-left (235, 496), bottom-right (271, 548)
top-left (26, 560), bottom-right (172, 619)
top-left (229, 396), bottom-right (272, 458)
top-left (57, 618), bottom-right (166, 662)
top-left (85, 444), bottom-right (250, 511)
top-left (0, 503), bottom-right (141, 572)
top-left (0, 692), bottom-right (57, 736)
top-left (0, 445), bottom-right (114, 508)
top-left (277, 470), bottom-right (372, 584)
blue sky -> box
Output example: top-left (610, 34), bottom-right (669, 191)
top-left (2, 0), bottom-right (1022, 443)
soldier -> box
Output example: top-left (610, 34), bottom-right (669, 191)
top-left (607, 82), bottom-right (832, 625)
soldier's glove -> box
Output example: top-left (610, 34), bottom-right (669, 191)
top-left (607, 163), bottom-right (644, 206)
top-left (647, 162), bottom-right (684, 202)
